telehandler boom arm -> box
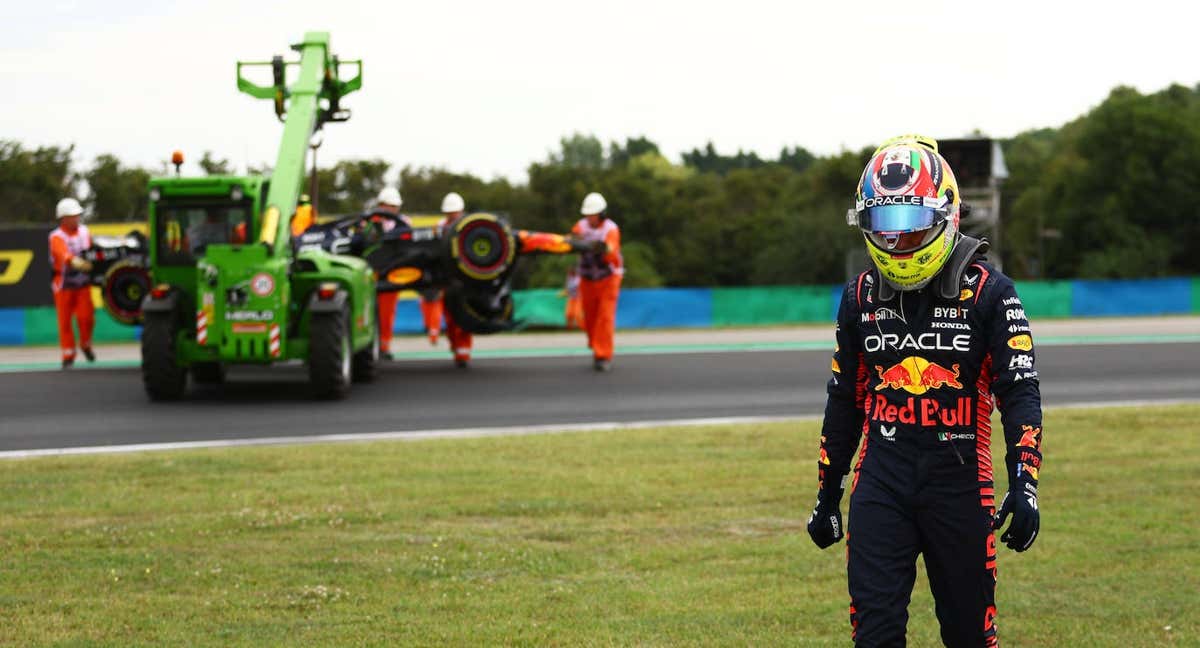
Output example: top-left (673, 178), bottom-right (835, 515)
top-left (236, 31), bottom-right (362, 256)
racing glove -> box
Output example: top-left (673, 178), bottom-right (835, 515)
top-left (806, 476), bottom-right (846, 549)
top-left (69, 256), bottom-right (93, 272)
top-left (994, 461), bottom-right (1040, 552)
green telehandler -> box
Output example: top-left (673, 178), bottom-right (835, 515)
top-left (138, 32), bottom-right (377, 400)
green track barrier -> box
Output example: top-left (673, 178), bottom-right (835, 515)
top-left (1193, 278), bottom-right (1200, 312)
top-left (23, 305), bottom-right (138, 346)
top-left (513, 289), bottom-right (567, 327)
top-left (1013, 280), bottom-right (1073, 318)
top-left (711, 286), bottom-right (835, 326)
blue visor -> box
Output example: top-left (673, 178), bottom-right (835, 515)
top-left (856, 204), bottom-right (942, 233)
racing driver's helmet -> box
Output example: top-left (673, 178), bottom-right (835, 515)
top-left (849, 135), bottom-right (962, 291)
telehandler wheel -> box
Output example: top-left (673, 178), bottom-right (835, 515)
top-left (142, 313), bottom-right (187, 401)
top-left (310, 306), bottom-right (351, 399)
top-left (351, 316), bottom-right (379, 383)
top-left (191, 362), bottom-right (226, 385)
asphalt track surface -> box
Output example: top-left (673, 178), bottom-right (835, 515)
top-left (2, 341), bottom-right (1198, 453)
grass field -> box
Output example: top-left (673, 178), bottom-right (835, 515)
top-left (1, 405), bottom-right (1197, 646)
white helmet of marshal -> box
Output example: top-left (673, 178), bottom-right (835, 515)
top-left (55, 197), bottom-right (84, 219)
top-left (376, 186), bottom-right (402, 208)
top-left (580, 192), bottom-right (607, 216)
top-left (441, 191), bottom-right (465, 213)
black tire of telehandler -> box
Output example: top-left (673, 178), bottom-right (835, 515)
top-left (191, 362), bottom-right (225, 385)
top-left (142, 313), bottom-right (187, 401)
top-left (351, 317), bottom-right (379, 383)
top-left (309, 307), bottom-right (351, 399)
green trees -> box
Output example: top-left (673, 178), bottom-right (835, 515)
top-left (1001, 83), bottom-right (1200, 278)
top-left (0, 143), bottom-right (151, 224)
top-left (198, 151), bottom-right (232, 175)
top-left (6, 82), bottom-right (1200, 281)
top-left (496, 137), bottom-right (863, 288)
top-left (314, 159), bottom-right (391, 215)
top-left (0, 141), bottom-right (76, 225)
top-left (396, 166), bottom-right (537, 223)
top-left (83, 154), bottom-right (150, 222)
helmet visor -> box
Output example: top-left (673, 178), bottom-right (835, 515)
top-left (860, 204), bottom-right (940, 233)
top-left (853, 196), bottom-right (950, 233)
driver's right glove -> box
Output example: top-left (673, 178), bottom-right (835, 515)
top-left (806, 480), bottom-right (846, 549)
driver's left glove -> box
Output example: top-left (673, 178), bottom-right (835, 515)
top-left (994, 458), bottom-right (1040, 552)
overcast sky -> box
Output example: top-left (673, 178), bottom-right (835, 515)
top-left (4, 1), bottom-right (1196, 184)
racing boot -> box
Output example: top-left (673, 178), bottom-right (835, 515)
top-left (82, 347), bottom-right (96, 362)
top-left (593, 358), bottom-right (612, 372)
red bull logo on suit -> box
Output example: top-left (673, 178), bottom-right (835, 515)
top-left (866, 393), bottom-right (974, 427)
top-left (874, 356), bottom-right (962, 395)
top-left (868, 356), bottom-right (972, 427)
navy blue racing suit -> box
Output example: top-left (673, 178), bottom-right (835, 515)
top-left (817, 260), bottom-right (1043, 647)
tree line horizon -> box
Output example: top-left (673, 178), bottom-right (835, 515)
top-left (4, 83), bottom-right (1199, 288)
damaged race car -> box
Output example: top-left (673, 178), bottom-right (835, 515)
top-left (293, 209), bottom-right (600, 333)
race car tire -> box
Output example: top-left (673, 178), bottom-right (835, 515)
top-left (448, 213), bottom-right (516, 284)
top-left (444, 286), bottom-right (516, 334)
top-left (102, 259), bottom-right (151, 326)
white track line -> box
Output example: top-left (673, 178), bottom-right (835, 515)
top-left (0, 415), bottom-right (814, 459)
top-left (2, 399), bottom-right (1198, 460)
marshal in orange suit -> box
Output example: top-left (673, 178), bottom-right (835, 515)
top-left (570, 192), bottom-right (622, 372)
top-left (48, 198), bottom-right (96, 369)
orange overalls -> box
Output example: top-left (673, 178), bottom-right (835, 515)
top-left (378, 290), bottom-right (399, 354)
top-left (291, 202), bottom-right (316, 238)
top-left (435, 215), bottom-right (473, 364)
top-left (564, 271), bottom-right (583, 329)
top-left (572, 217), bottom-right (623, 361)
top-left (372, 213), bottom-right (410, 354)
top-left (445, 312), bottom-right (472, 365)
top-left (48, 224), bottom-right (94, 363)
top-left (419, 290), bottom-right (444, 345)
top-left (420, 290), bottom-right (471, 363)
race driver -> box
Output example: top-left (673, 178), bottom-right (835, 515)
top-left (807, 135), bottom-right (1043, 647)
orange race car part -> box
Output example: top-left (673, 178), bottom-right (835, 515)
top-left (517, 230), bottom-right (575, 254)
